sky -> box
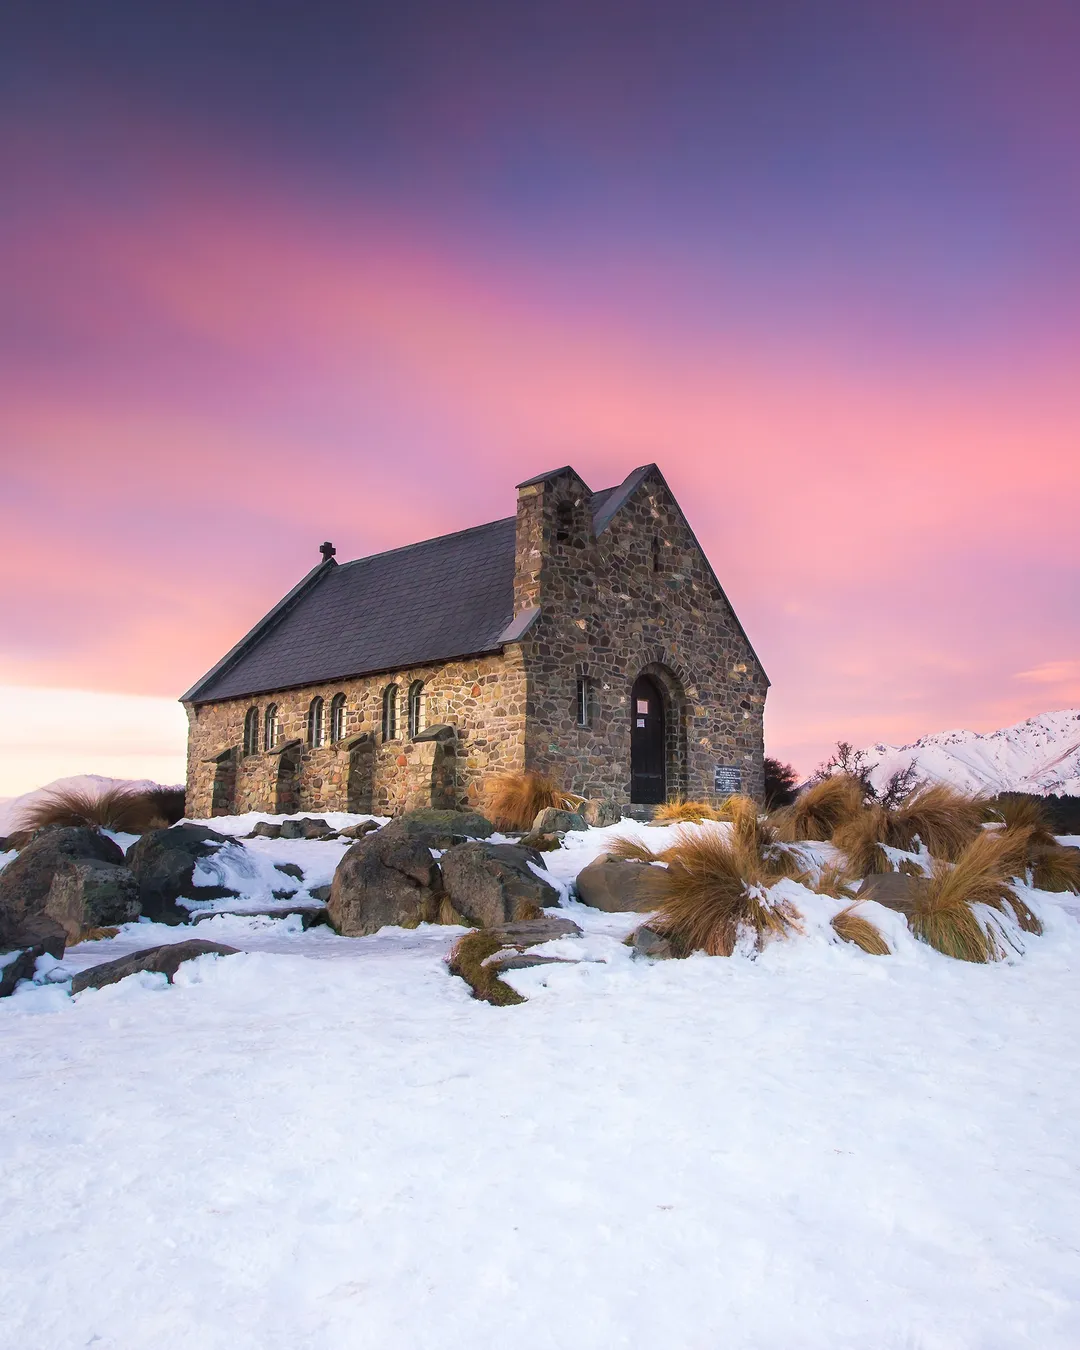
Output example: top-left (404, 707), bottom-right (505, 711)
top-left (1, 0), bottom-right (1079, 795)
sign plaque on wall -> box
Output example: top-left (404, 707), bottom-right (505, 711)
top-left (713, 765), bottom-right (742, 794)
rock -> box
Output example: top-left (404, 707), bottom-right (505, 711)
top-left (302, 818), bottom-right (333, 839)
top-left (518, 830), bottom-right (563, 852)
top-left (858, 871), bottom-right (928, 915)
top-left (6, 913), bottom-right (67, 959)
top-left (274, 862), bottom-right (305, 881)
top-left (308, 883), bottom-right (332, 902)
top-left (278, 819), bottom-right (306, 839)
top-left (328, 831), bottom-right (442, 936)
top-left (124, 824), bottom-right (236, 925)
top-left (248, 821), bottom-right (282, 839)
top-left (272, 888), bottom-right (299, 900)
top-left (380, 809), bottom-right (495, 850)
top-left (575, 855), bottom-right (662, 913)
top-left (630, 925), bottom-right (676, 959)
top-left (0, 837), bottom-right (10, 854)
top-left (337, 820), bottom-right (381, 840)
top-left (440, 843), bottom-right (560, 928)
top-left (0, 945), bottom-right (44, 997)
top-left (70, 940), bottom-right (239, 994)
top-left (43, 859), bottom-right (141, 943)
top-left (0, 826), bottom-right (124, 947)
top-left (487, 916), bottom-right (582, 945)
top-left (532, 807), bottom-right (587, 834)
top-left (582, 798), bottom-right (622, 828)
top-left (192, 906), bottom-right (329, 929)
top-left (487, 952), bottom-right (580, 971)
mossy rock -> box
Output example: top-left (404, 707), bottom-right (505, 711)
top-left (381, 809), bottom-right (495, 850)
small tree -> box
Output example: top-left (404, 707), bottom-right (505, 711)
top-left (810, 741), bottom-right (921, 808)
top-left (763, 757), bottom-right (799, 809)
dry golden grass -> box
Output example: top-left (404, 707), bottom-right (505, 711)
top-left (832, 804), bottom-right (894, 876)
top-left (604, 835), bottom-right (665, 863)
top-left (771, 774), bottom-right (866, 843)
top-left (890, 784), bottom-right (984, 860)
top-left (831, 905), bottom-right (890, 955)
top-left (653, 797), bottom-right (723, 823)
top-left (14, 783), bottom-right (185, 836)
top-left (985, 795), bottom-right (1059, 850)
top-left (796, 861), bottom-right (857, 900)
top-left (1030, 845), bottom-right (1080, 894)
top-left (447, 931), bottom-right (526, 1006)
top-left (68, 926), bottom-right (121, 946)
top-left (908, 828), bottom-right (1034, 962)
top-left (648, 826), bottom-right (803, 957)
top-left (482, 771), bottom-right (582, 831)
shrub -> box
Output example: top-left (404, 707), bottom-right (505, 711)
top-left (763, 758), bottom-right (799, 809)
top-left (604, 835), bottom-right (665, 863)
top-left (831, 905), bottom-right (890, 955)
top-left (649, 826), bottom-right (803, 957)
top-left (889, 784), bottom-right (984, 860)
top-left (483, 771), bottom-right (582, 831)
top-left (796, 861), bottom-right (857, 900)
top-left (772, 774), bottom-right (866, 842)
top-left (446, 931), bottom-right (526, 1006)
top-left (985, 795), bottom-right (1059, 850)
top-left (14, 782), bottom-right (186, 836)
top-left (908, 829), bottom-right (1038, 962)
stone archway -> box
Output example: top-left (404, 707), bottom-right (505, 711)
top-left (630, 662), bottom-right (688, 805)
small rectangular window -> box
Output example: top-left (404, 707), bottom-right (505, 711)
top-left (576, 677), bottom-right (597, 728)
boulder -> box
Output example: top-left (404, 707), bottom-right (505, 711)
top-left (70, 939), bottom-right (239, 994)
top-left (44, 859), bottom-right (141, 943)
top-left (192, 906), bottom-right (329, 929)
top-left (274, 862), bottom-right (305, 881)
top-left (338, 820), bottom-right (381, 840)
top-left (308, 883), bottom-right (332, 902)
top-left (440, 842), bottom-right (560, 928)
top-left (518, 830), bottom-right (563, 852)
top-left (532, 807), bottom-right (587, 835)
top-left (630, 924), bottom-right (676, 959)
top-left (857, 871), bottom-right (928, 915)
top-left (0, 826), bottom-right (124, 946)
top-left (1, 945), bottom-right (44, 998)
top-left (5, 913), bottom-right (66, 959)
top-left (248, 821), bottom-right (282, 839)
top-left (582, 798), bottom-right (622, 828)
top-left (124, 824), bottom-right (235, 925)
top-left (487, 916), bottom-right (582, 945)
top-left (380, 809), bottom-right (495, 850)
top-left (328, 831), bottom-right (442, 936)
top-left (575, 855), bottom-right (662, 913)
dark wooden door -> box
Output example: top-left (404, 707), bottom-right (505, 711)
top-left (630, 674), bottom-right (666, 804)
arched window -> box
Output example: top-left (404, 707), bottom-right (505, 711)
top-left (381, 684), bottom-right (399, 741)
top-left (263, 704), bottom-right (279, 752)
top-left (243, 706), bottom-right (260, 756)
top-left (308, 696), bottom-right (325, 748)
top-left (407, 681), bottom-right (425, 739)
top-left (330, 692), bottom-right (347, 743)
top-left (576, 677), bottom-right (597, 728)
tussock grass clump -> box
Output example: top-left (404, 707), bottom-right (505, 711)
top-left (772, 774), bottom-right (866, 843)
top-left (908, 829), bottom-right (1039, 962)
top-left (604, 835), bottom-right (665, 863)
top-left (1030, 845), bottom-right (1080, 894)
top-left (653, 797), bottom-right (724, 823)
top-left (648, 827), bottom-right (803, 957)
top-left (985, 794), bottom-right (1059, 849)
top-left (890, 784), bottom-right (983, 860)
top-left (831, 905), bottom-right (890, 955)
top-left (832, 804), bottom-right (894, 876)
top-left (15, 782), bottom-right (186, 836)
top-left (483, 771), bottom-right (582, 831)
top-left (446, 931), bottom-right (525, 1006)
top-left (796, 861), bottom-right (857, 900)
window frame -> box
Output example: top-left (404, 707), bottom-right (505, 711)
top-left (407, 680), bottom-right (425, 739)
top-left (243, 706), bottom-right (260, 756)
top-left (381, 684), bottom-right (399, 741)
top-left (308, 696), bottom-right (326, 749)
top-left (330, 692), bottom-right (347, 744)
top-left (263, 704), bottom-right (279, 752)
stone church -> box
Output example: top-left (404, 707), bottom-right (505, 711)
top-left (182, 464), bottom-right (768, 818)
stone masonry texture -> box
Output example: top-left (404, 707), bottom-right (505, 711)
top-left (183, 466), bottom-right (766, 817)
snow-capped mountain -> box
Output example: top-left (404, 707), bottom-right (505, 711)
top-left (863, 710), bottom-right (1080, 798)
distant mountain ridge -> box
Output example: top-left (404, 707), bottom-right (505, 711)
top-left (863, 710), bottom-right (1080, 798)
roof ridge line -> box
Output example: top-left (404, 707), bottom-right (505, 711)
top-left (338, 514), bottom-right (515, 568)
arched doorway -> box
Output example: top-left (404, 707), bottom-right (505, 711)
top-left (631, 673), bottom-right (666, 804)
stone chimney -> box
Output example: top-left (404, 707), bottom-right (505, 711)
top-left (513, 466), bottom-right (596, 616)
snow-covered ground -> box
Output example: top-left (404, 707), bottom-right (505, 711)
top-left (864, 708), bottom-right (1080, 797)
top-left (4, 815), bottom-right (1080, 1348)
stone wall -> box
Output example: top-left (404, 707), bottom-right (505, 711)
top-left (184, 649), bottom-right (527, 818)
top-left (512, 466), bottom-right (768, 802)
